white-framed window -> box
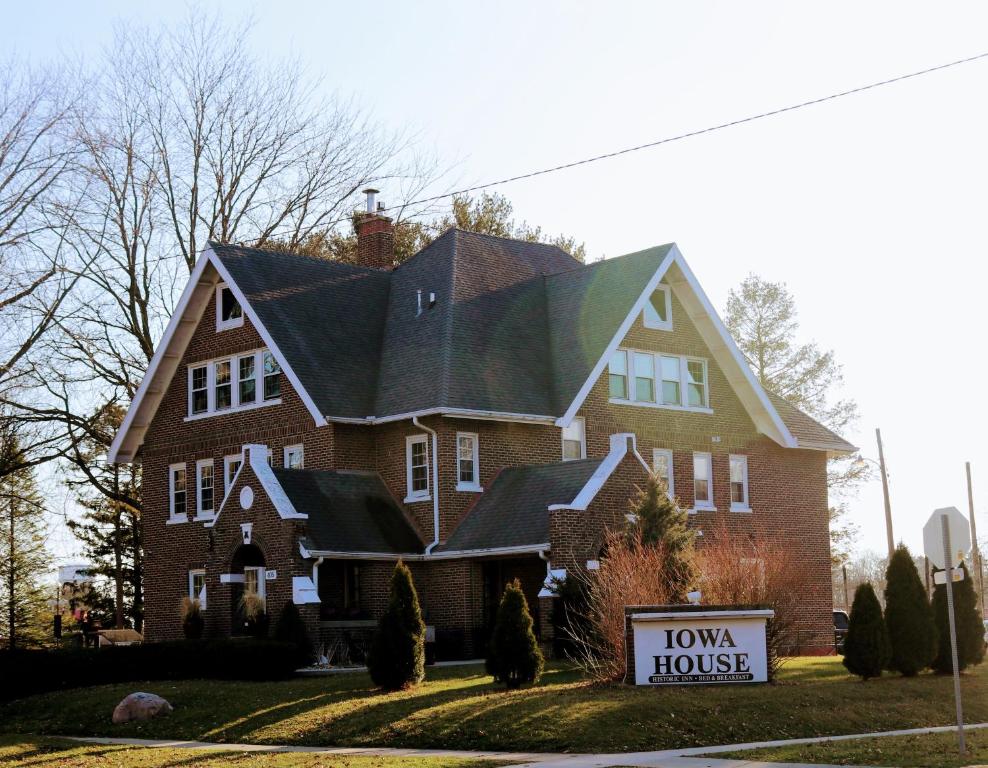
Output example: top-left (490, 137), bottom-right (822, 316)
top-left (188, 569), bottom-right (207, 609)
top-left (562, 417), bottom-right (586, 461)
top-left (643, 284), bottom-right (672, 330)
top-left (456, 432), bottom-right (481, 491)
top-left (284, 444), bottom-right (304, 470)
top-left (186, 348), bottom-right (282, 420)
top-left (262, 351), bottom-right (281, 401)
top-left (692, 452), bottom-right (714, 511)
top-left (652, 448), bottom-right (674, 497)
top-left (224, 453), bottom-right (243, 496)
top-left (216, 284), bottom-right (243, 331)
top-left (633, 352), bottom-right (656, 403)
top-left (196, 459), bottom-right (214, 519)
top-left (190, 365), bottom-right (208, 415)
top-left (169, 463), bottom-right (187, 521)
top-left (405, 434), bottom-right (430, 501)
top-left (729, 454), bottom-right (750, 511)
top-left (609, 349), bottom-right (710, 411)
top-left (608, 350), bottom-right (628, 399)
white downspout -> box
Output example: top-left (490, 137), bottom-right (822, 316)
top-left (312, 556), bottom-right (324, 590)
top-left (413, 416), bottom-right (441, 554)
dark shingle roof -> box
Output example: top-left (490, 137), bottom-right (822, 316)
top-left (213, 244), bottom-right (390, 418)
top-left (437, 459), bottom-right (602, 552)
top-left (766, 392), bottom-right (857, 452)
top-left (273, 468), bottom-right (423, 554)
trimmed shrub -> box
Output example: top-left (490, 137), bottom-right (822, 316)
top-left (0, 639), bottom-right (299, 702)
top-left (181, 597), bottom-right (205, 640)
top-left (273, 602), bottom-right (314, 668)
top-left (368, 560), bottom-right (425, 690)
top-left (486, 579), bottom-right (544, 689)
top-left (883, 545), bottom-right (937, 676)
top-left (842, 582), bottom-right (890, 680)
top-left (932, 562), bottom-right (986, 674)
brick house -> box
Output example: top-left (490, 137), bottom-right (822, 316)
top-left (109, 191), bottom-right (854, 659)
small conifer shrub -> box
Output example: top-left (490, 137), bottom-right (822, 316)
top-left (932, 563), bottom-right (986, 674)
top-left (181, 597), bottom-right (204, 640)
top-left (883, 545), bottom-right (937, 676)
top-left (842, 582), bottom-right (891, 680)
top-left (368, 561), bottom-right (425, 690)
top-left (273, 602), bottom-right (314, 668)
top-left (486, 579), bottom-right (544, 689)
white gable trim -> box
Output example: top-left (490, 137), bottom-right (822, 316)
top-left (555, 245), bottom-right (797, 450)
top-left (548, 432), bottom-right (650, 513)
top-left (108, 245), bottom-right (327, 464)
top-left (206, 444), bottom-right (306, 528)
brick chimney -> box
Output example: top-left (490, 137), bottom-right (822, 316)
top-left (355, 188), bottom-right (394, 269)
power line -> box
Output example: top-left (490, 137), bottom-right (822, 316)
top-left (383, 49), bottom-right (988, 212)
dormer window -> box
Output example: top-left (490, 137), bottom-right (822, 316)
top-left (643, 285), bottom-right (672, 330)
top-left (216, 284), bottom-right (243, 331)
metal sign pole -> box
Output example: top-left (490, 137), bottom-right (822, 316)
top-left (941, 513), bottom-right (966, 756)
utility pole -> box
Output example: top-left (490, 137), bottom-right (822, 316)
top-left (876, 428), bottom-right (895, 559)
top-left (967, 462), bottom-right (985, 615)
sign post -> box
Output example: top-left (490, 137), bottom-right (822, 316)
top-left (923, 506), bottom-right (972, 757)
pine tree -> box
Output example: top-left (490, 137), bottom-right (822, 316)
top-left (274, 601), bottom-right (314, 667)
top-left (883, 545), bottom-right (937, 676)
top-left (0, 429), bottom-right (50, 649)
top-left (486, 579), bottom-right (544, 689)
top-left (627, 471), bottom-right (697, 602)
top-left (368, 561), bottom-right (425, 690)
top-left (931, 563), bottom-right (986, 674)
top-left (842, 582), bottom-right (890, 680)
top-left (65, 404), bottom-right (143, 632)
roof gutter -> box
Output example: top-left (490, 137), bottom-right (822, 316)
top-left (298, 543), bottom-right (551, 562)
top-left (328, 407), bottom-right (557, 426)
top-left (413, 416), bottom-right (441, 555)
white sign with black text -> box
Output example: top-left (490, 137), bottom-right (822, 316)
top-left (632, 609), bottom-right (774, 685)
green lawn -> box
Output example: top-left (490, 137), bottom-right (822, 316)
top-left (713, 728), bottom-right (988, 767)
top-left (1, 658), bottom-right (985, 754)
top-left (0, 735), bottom-right (504, 768)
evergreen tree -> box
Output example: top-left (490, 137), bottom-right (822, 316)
top-left (0, 428), bottom-right (50, 649)
top-left (368, 561), bottom-right (425, 690)
top-left (931, 563), bottom-right (986, 674)
top-left (274, 601), bottom-right (314, 667)
top-left (65, 404), bottom-right (143, 632)
top-left (883, 545), bottom-right (937, 676)
top-left (486, 579), bottom-right (544, 689)
top-left (842, 582), bottom-right (891, 680)
top-left (627, 471), bottom-right (697, 602)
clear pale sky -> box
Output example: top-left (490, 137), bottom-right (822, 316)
top-left (7, 1), bottom-right (988, 561)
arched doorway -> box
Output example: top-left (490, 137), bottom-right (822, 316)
top-left (230, 544), bottom-right (266, 636)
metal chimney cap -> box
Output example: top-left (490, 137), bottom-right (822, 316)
top-left (362, 188), bottom-right (380, 213)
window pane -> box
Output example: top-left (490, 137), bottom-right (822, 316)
top-left (654, 453), bottom-right (669, 480)
top-left (239, 356), bottom-right (256, 405)
top-left (644, 289), bottom-right (668, 323)
top-left (688, 383), bottom-right (705, 407)
top-left (215, 361), bottom-right (232, 409)
top-left (661, 356), bottom-right (681, 405)
top-left (609, 373), bottom-right (628, 399)
top-left (694, 478), bottom-right (709, 501)
top-left (693, 454), bottom-right (709, 480)
top-left (459, 460), bottom-right (474, 483)
top-left (221, 287), bottom-right (242, 321)
top-left (687, 361), bottom-right (706, 406)
top-left (562, 418), bottom-right (584, 442)
top-left (633, 354), bottom-right (655, 401)
top-left (635, 377), bottom-right (655, 402)
top-left (263, 352), bottom-right (281, 401)
top-left (199, 464), bottom-right (213, 512)
top-left (562, 440), bottom-right (582, 460)
top-left (731, 483), bottom-right (745, 504)
top-left (192, 389), bottom-right (208, 414)
top-left (609, 350), bottom-right (627, 375)
top-left (730, 457), bottom-right (744, 483)
top-left (661, 355), bottom-right (680, 381)
top-left (662, 380), bottom-right (680, 405)
top-left (410, 440), bottom-right (428, 492)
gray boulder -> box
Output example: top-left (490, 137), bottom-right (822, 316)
top-left (112, 692), bottom-right (173, 724)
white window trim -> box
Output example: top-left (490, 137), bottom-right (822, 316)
top-left (188, 568), bottom-right (207, 609)
top-left (609, 347), bottom-right (711, 413)
top-left (405, 434), bottom-right (431, 503)
top-left (455, 432), bottom-right (482, 492)
top-left (729, 454), bottom-right (752, 512)
top-left (284, 443), bottom-right (304, 470)
top-left (194, 458), bottom-right (215, 521)
top-left (168, 462), bottom-right (188, 523)
top-left (561, 416), bottom-right (587, 461)
top-left (652, 448), bottom-right (674, 497)
top-left (215, 283), bottom-right (244, 331)
top-left (642, 284), bottom-right (673, 331)
top-left (185, 347), bottom-right (282, 421)
top-left (224, 453), bottom-right (243, 501)
top-left (691, 451), bottom-right (716, 513)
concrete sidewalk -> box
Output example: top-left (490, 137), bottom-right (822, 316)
top-left (66, 721), bottom-right (988, 768)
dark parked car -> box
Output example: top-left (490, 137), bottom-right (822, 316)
top-left (834, 610), bottom-right (850, 653)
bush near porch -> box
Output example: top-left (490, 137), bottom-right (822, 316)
top-left (1, 657), bottom-right (986, 754)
